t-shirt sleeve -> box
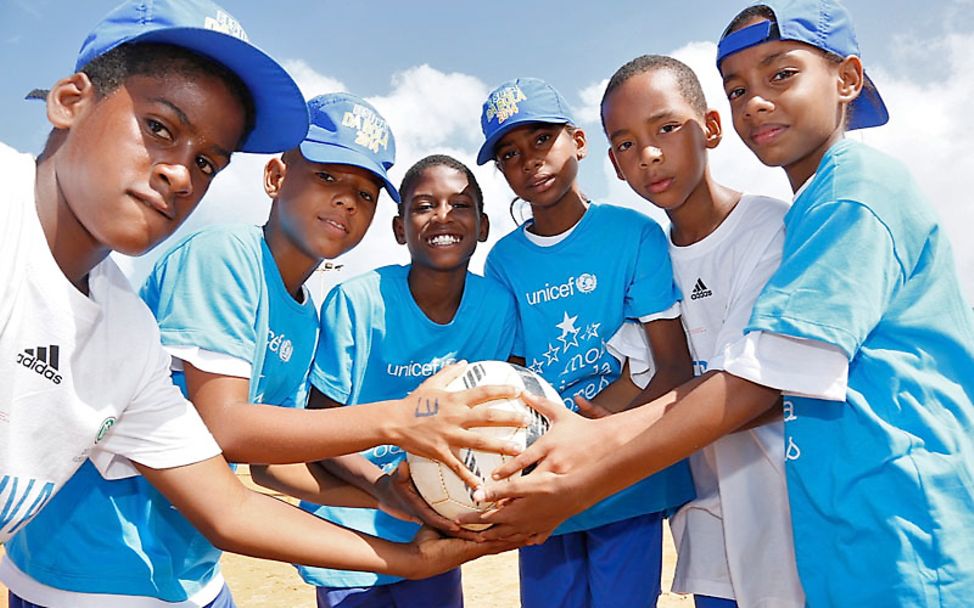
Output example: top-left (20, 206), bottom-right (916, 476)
top-left (625, 219), bottom-right (682, 319)
top-left (485, 251), bottom-right (524, 358)
top-left (140, 231), bottom-right (262, 364)
top-left (310, 285), bottom-right (359, 403)
top-left (747, 201), bottom-right (902, 359)
top-left (89, 331), bottom-right (222, 478)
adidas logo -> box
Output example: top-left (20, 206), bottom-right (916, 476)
top-left (16, 345), bottom-right (63, 385)
top-left (690, 278), bottom-right (713, 301)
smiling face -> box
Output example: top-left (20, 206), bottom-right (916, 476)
top-left (719, 19), bottom-right (860, 188)
top-left (51, 71), bottom-right (246, 256)
top-left (267, 154), bottom-right (381, 262)
top-left (394, 164), bottom-right (487, 272)
top-left (603, 69), bottom-right (718, 213)
top-left (493, 123), bottom-right (586, 211)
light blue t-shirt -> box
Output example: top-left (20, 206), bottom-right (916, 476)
top-left (6, 224), bottom-right (318, 601)
top-left (485, 203), bottom-right (694, 534)
top-left (298, 264), bottom-right (517, 588)
top-left (746, 140), bottom-right (974, 607)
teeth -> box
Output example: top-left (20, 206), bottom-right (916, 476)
top-left (428, 234), bottom-right (460, 246)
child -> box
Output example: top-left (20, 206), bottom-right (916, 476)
top-left (260, 154), bottom-right (518, 608)
top-left (2, 93), bottom-right (525, 607)
top-left (0, 0), bottom-right (518, 602)
top-left (477, 77), bottom-right (695, 608)
top-left (471, 2), bottom-right (974, 606)
top-left (600, 54), bottom-right (803, 608)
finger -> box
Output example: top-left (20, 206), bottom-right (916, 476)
top-left (472, 474), bottom-right (538, 504)
top-left (455, 384), bottom-right (520, 408)
top-left (520, 392), bottom-right (567, 421)
top-left (574, 396), bottom-right (610, 419)
top-left (419, 361), bottom-right (468, 390)
top-left (488, 441), bottom-right (546, 480)
top-left (393, 462), bottom-right (463, 533)
top-left (439, 448), bottom-right (485, 490)
top-left (449, 430), bottom-right (522, 457)
top-left (461, 405), bottom-right (529, 429)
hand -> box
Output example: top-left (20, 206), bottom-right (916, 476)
top-left (574, 396), bottom-right (611, 419)
top-left (389, 362), bottom-right (527, 489)
top-left (377, 461), bottom-right (483, 540)
top-left (404, 526), bottom-right (517, 579)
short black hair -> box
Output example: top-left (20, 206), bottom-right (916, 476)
top-left (81, 42), bottom-right (256, 146)
top-left (398, 154), bottom-right (484, 214)
top-left (600, 55), bottom-right (708, 132)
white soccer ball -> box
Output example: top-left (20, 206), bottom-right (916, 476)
top-left (407, 360), bottom-right (556, 530)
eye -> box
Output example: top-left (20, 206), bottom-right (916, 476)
top-left (535, 133), bottom-right (552, 146)
top-left (771, 68), bottom-right (798, 82)
top-left (316, 171), bottom-right (336, 182)
top-left (726, 86), bottom-right (745, 101)
top-left (615, 141), bottom-right (632, 153)
top-left (452, 198), bottom-right (472, 209)
top-left (498, 148), bottom-right (518, 162)
top-left (660, 123), bottom-right (680, 134)
top-left (359, 190), bottom-right (376, 203)
top-left (146, 118), bottom-right (173, 141)
top-left (195, 156), bottom-right (216, 176)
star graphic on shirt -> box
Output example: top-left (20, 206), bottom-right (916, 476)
top-left (584, 322), bottom-right (601, 340)
top-left (558, 327), bottom-right (580, 352)
top-left (543, 342), bottom-right (560, 365)
top-left (529, 358), bottom-right (545, 374)
top-left (556, 311), bottom-right (579, 336)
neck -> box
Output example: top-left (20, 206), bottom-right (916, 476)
top-left (407, 263), bottom-right (468, 325)
top-left (263, 223), bottom-right (319, 301)
top-left (528, 184), bottom-right (587, 237)
top-left (667, 170), bottom-right (742, 247)
top-left (34, 157), bottom-right (109, 295)
top-left (785, 128), bottom-right (844, 192)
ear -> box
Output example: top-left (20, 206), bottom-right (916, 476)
top-left (607, 148), bottom-right (626, 181)
top-left (478, 211), bottom-right (490, 242)
top-left (263, 156), bottom-right (287, 198)
top-left (571, 127), bottom-right (588, 160)
top-left (837, 55), bottom-right (865, 105)
top-left (703, 109), bottom-right (723, 150)
top-left (392, 213), bottom-right (406, 245)
top-left (47, 73), bottom-right (97, 129)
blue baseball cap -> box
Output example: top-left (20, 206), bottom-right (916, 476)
top-left (74, 0), bottom-right (308, 153)
top-left (299, 93), bottom-right (400, 203)
top-left (476, 77), bottom-right (575, 165)
top-left (716, 0), bottom-right (888, 130)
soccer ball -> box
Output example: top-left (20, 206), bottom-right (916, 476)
top-left (407, 360), bottom-right (557, 530)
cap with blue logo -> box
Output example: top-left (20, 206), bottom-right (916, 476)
top-left (72, 0), bottom-right (308, 153)
top-left (716, 0), bottom-right (888, 130)
top-left (476, 77), bottom-right (576, 165)
top-left (300, 93), bottom-right (400, 203)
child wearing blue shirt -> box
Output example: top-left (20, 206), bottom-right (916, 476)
top-left (261, 154), bottom-right (517, 608)
top-left (475, 78), bottom-right (694, 608)
top-left (471, 2), bottom-right (974, 606)
top-left (3, 98), bottom-right (519, 608)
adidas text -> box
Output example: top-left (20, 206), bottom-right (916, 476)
top-left (16, 345), bottom-right (62, 384)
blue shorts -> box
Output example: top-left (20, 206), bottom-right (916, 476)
top-left (694, 595), bottom-right (738, 608)
top-left (8, 584), bottom-right (236, 608)
top-left (316, 568), bottom-right (462, 608)
top-left (519, 512), bottom-right (664, 608)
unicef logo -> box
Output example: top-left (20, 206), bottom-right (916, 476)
top-left (577, 273), bottom-right (597, 294)
top-left (279, 339), bottom-right (293, 363)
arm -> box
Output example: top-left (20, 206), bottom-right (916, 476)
top-left (462, 371), bottom-right (779, 542)
top-left (181, 361), bottom-right (524, 488)
top-left (137, 456), bottom-right (510, 578)
top-left (249, 462), bottom-right (378, 509)
top-left (586, 359), bottom-right (641, 414)
top-left (626, 316), bottom-right (693, 409)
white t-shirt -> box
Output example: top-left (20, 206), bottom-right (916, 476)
top-left (0, 144), bottom-right (221, 543)
top-left (608, 195), bottom-right (804, 607)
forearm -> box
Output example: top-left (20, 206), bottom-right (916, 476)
top-left (250, 463), bottom-right (378, 508)
top-left (320, 453), bottom-right (386, 496)
top-left (626, 359), bottom-right (693, 411)
top-left (591, 373), bottom-right (641, 414)
top-left (572, 371), bottom-right (780, 510)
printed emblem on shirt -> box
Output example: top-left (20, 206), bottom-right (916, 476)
top-left (95, 416), bottom-right (117, 444)
top-left (525, 273), bottom-right (599, 306)
top-left (387, 356), bottom-right (457, 378)
top-left (527, 309), bottom-right (611, 407)
top-left (690, 278), bottom-right (712, 300)
top-left (0, 475), bottom-right (56, 538)
top-left (267, 329), bottom-right (293, 363)
top-left (15, 344), bottom-right (63, 384)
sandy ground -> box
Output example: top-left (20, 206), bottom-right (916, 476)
top-left (0, 468), bottom-right (693, 607)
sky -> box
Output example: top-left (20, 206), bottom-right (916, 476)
top-left (1, 0), bottom-right (972, 303)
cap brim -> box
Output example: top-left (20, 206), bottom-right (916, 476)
top-left (131, 28), bottom-right (308, 154)
top-left (848, 72), bottom-right (888, 130)
top-left (476, 115), bottom-right (571, 165)
top-left (300, 141), bottom-right (401, 203)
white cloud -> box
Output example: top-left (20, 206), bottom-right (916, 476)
top-left (575, 78), bottom-right (609, 125)
top-left (282, 59), bottom-right (347, 99)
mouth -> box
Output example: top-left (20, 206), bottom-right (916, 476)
top-left (750, 123), bottom-right (787, 146)
top-left (130, 191), bottom-right (174, 220)
top-left (319, 216), bottom-right (349, 234)
top-left (426, 233), bottom-right (463, 248)
top-left (647, 177), bottom-right (673, 195)
top-left (526, 174), bottom-right (556, 193)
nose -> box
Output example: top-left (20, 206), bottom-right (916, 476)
top-left (744, 92), bottom-right (773, 118)
top-left (521, 150), bottom-right (543, 173)
top-left (432, 202), bottom-right (451, 223)
top-left (151, 161), bottom-right (193, 216)
top-left (331, 186), bottom-right (358, 213)
top-left (639, 144), bottom-right (663, 167)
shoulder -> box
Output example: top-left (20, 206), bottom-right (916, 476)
top-left (813, 141), bottom-right (924, 212)
top-left (93, 258), bottom-right (165, 341)
top-left (468, 272), bottom-right (515, 305)
top-left (0, 144), bottom-right (35, 228)
top-left (736, 195), bottom-right (789, 230)
top-left (590, 202), bottom-right (657, 226)
top-left (335, 265), bottom-right (397, 296)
